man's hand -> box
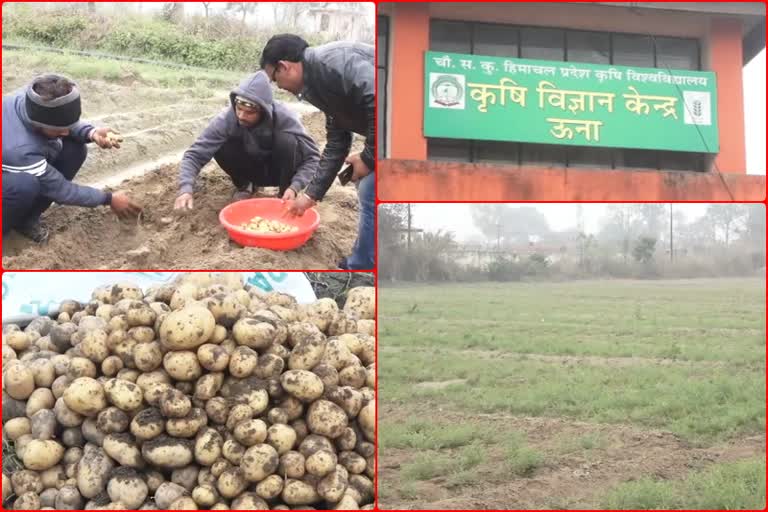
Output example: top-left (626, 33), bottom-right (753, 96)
top-left (174, 193), bottom-right (194, 211)
top-left (283, 193), bottom-right (316, 217)
top-left (281, 188), bottom-right (297, 201)
top-left (91, 127), bottom-right (123, 149)
top-left (346, 152), bottom-right (371, 183)
top-left (110, 191), bottom-right (142, 219)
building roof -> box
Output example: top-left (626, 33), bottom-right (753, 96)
top-left (590, 2), bottom-right (765, 64)
top-left (380, 2), bottom-right (766, 65)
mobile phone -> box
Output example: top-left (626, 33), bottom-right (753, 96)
top-left (337, 164), bottom-right (354, 186)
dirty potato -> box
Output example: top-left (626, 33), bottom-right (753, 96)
top-left (62, 377), bottom-right (106, 417)
top-left (240, 444), bottom-right (279, 482)
top-left (160, 306), bottom-right (215, 351)
top-left (280, 370), bottom-right (324, 402)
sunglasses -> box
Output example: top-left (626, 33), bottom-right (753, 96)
top-left (234, 98), bottom-right (260, 111)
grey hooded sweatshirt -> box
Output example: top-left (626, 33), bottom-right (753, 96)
top-left (178, 71), bottom-right (319, 195)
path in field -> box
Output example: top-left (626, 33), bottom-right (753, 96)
top-left (379, 402), bottom-right (765, 510)
top-left (381, 344), bottom-right (765, 370)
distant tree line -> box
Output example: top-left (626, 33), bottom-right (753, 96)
top-left (3, 2), bottom-right (373, 71)
top-left (379, 204), bottom-right (765, 282)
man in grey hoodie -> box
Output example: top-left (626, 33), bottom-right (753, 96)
top-left (260, 34), bottom-right (374, 270)
top-left (174, 71), bottom-right (319, 210)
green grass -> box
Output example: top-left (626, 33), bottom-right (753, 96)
top-left (503, 433), bottom-right (546, 477)
top-left (380, 419), bottom-right (497, 451)
top-left (602, 458), bottom-right (766, 509)
top-left (556, 432), bottom-right (609, 455)
top-left (397, 481), bottom-right (420, 500)
top-left (2, 47), bottom-right (296, 103)
top-left (380, 279), bottom-right (765, 364)
top-left (3, 47), bottom-right (241, 90)
top-left (380, 279), bottom-right (765, 508)
top-left (380, 279), bottom-right (765, 443)
top-left (400, 443), bottom-right (488, 481)
top-left (381, 350), bottom-right (764, 443)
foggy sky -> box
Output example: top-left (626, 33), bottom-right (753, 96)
top-left (411, 204), bottom-right (715, 242)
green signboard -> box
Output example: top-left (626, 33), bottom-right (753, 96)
top-left (424, 51), bottom-right (719, 153)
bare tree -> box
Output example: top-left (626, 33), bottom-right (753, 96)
top-left (161, 3), bottom-right (185, 24)
top-left (202, 2), bottom-right (213, 19)
top-left (636, 204), bottom-right (665, 240)
top-left (600, 205), bottom-right (642, 263)
top-left (744, 204), bottom-right (766, 248)
top-left (227, 2), bottom-right (257, 33)
top-left (274, 2), bottom-right (313, 27)
top-left (471, 204), bottom-right (550, 248)
top-left (378, 205), bottom-right (408, 250)
top-left (708, 204), bottom-right (747, 246)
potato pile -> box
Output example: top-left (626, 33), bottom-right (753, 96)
top-left (239, 217), bottom-right (298, 235)
top-left (2, 274), bottom-right (376, 510)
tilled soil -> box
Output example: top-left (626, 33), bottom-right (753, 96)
top-left (80, 99), bottom-right (325, 186)
top-left (380, 345), bottom-right (765, 370)
top-left (81, 97), bottom-right (228, 183)
top-left (3, 52), bottom-right (365, 270)
top-left (2, 163), bottom-right (359, 270)
top-left (379, 402), bottom-right (766, 510)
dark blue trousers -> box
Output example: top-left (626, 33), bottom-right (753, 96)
top-left (3, 139), bottom-right (87, 234)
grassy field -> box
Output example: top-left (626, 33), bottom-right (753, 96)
top-left (2, 46), bottom-right (294, 102)
top-left (378, 278), bottom-right (766, 509)
top-left (2, 47), bottom-right (239, 89)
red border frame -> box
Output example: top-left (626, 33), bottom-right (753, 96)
top-left (1, 1), bottom-right (766, 511)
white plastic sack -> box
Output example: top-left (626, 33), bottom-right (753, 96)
top-left (2, 272), bottom-right (316, 324)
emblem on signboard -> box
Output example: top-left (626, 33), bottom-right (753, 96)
top-left (429, 73), bottom-right (465, 109)
top-left (683, 91), bottom-right (712, 126)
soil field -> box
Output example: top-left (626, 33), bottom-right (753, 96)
top-left (2, 50), bottom-right (360, 269)
top-left (2, 161), bottom-right (358, 270)
top-left (377, 279), bottom-right (766, 509)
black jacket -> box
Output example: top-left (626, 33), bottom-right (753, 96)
top-left (298, 41), bottom-right (375, 200)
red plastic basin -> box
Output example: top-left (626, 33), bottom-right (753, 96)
top-left (219, 198), bottom-right (320, 250)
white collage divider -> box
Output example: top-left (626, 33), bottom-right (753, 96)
top-left (2, 272), bottom-right (316, 325)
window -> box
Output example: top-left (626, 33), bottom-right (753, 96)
top-left (427, 138), bottom-right (471, 162)
top-left (612, 34), bottom-right (654, 67)
top-left (658, 150), bottom-right (703, 171)
top-left (616, 148), bottom-right (659, 170)
top-left (655, 37), bottom-right (699, 70)
top-left (566, 31), bottom-right (609, 64)
top-left (377, 16), bottom-right (389, 159)
top-left (520, 27), bottom-right (564, 61)
top-left (567, 146), bottom-right (613, 168)
top-left (425, 21), bottom-right (705, 171)
top-left (522, 142), bottom-right (566, 168)
top-left (430, 20), bottom-right (471, 53)
top-left (475, 140), bottom-right (520, 164)
top-left (474, 23), bottom-right (518, 57)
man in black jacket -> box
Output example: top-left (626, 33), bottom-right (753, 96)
top-left (260, 34), bottom-right (375, 270)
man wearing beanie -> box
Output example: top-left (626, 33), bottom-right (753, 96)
top-left (174, 70), bottom-right (319, 210)
top-left (2, 73), bottom-right (141, 243)
top-left (260, 35), bottom-right (374, 270)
